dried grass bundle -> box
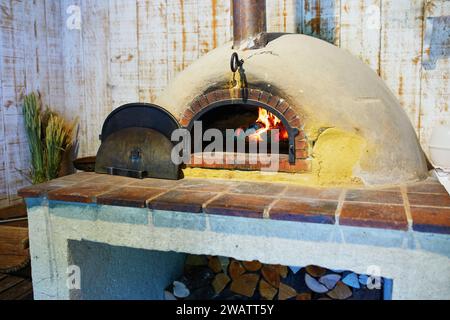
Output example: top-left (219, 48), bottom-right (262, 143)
top-left (23, 92), bottom-right (76, 184)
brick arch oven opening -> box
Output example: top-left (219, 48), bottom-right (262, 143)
top-left (180, 89), bottom-right (311, 173)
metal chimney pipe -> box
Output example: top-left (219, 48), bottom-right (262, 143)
top-left (232, 0), bottom-right (267, 50)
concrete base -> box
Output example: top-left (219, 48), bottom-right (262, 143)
top-left (26, 198), bottom-right (450, 300)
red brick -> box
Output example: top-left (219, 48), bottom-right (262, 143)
top-left (283, 108), bottom-right (297, 122)
top-left (407, 181), bottom-right (447, 194)
top-left (190, 99), bottom-right (203, 113)
top-left (84, 174), bottom-right (136, 186)
top-left (18, 180), bottom-right (75, 198)
top-left (345, 189), bottom-right (403, 205)
top-left (178, 179), bottom-right (231, 192)
top-left (269, 198), bottom-right (337, 224)
top-left (407, 192), bottom-right (450, 208)
top-left (296, 140), bottom-right (308, 150)
top-left (248, 88), bottom-right (262, 101)
top-left (276, 101), bottom-right (290, 114)
top-left (284, 186), bottom-right (343, 201)
top-left (410, 206), bottom-right (450, 234)
top-left (295, 149), bottom-right (309, 159)
top-left (288, 116), bottom-right (302, 128)
top-left (205, 194), bottom-right (275, 218)
top-left (340, 202), bottom-right (408, 230)
top-left (97, 186), bottom-right (166, 208)
top-left (267, 95), bottom-right (281, 110)
top-left (205, 91), bottom-right (218, 104)
top-left (195, 94), bottom-right (208, 110)
top-left (229, 182), bottom-right (285, 196)
top-left (218, 89), bottom-right (232, 101)
top-left (148, 190), bottom-right (215, 213)
top-left (47, 182), bottom-right (118, 203)
top-left (129, 178), bottom-right (182, 189)
top-left (259, 91), bottom-right (270, 104)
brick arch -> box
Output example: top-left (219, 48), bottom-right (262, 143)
top-left (180, 88), bottom-right (310, 171)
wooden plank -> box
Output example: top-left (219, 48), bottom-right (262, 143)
top-left (0, 201), bottom-right (26, 220)
top-left (198, 0), bottom-right (231, 56)
top-left (44, 0), bottom-right (66, 111)
top-left (380, 0), bottom-right (424, 132)
top-left (137, 0), bottom-right (169, 102)
top-left (81, 0), bottom-right (111, 156)
top-left (108, 0), bottom-right (139, 108)
top-left (303, 0), bottom-right (341, 45)
top-left (0, 276), bottom-right (31, 300)
top-left (267, 0), bottom-right (298, 33)
top-left (419, 0), bottom-right (450, 155)
top-left (166, 0), bottom-right (199, 82)
top-left (0, 0), bottom-right (29, 198)
top-left (212, 0), bottom-right (232, 48)
top-left (340, 0), bottom-right (381, 74)
top-left (0, 274), bottom-right (24, 294)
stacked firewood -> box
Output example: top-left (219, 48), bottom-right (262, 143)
top-left (164, 255), bottom-right (384, 300)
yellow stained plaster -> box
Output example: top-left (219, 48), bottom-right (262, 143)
top-left (311, 128), bottom-right (366, 185)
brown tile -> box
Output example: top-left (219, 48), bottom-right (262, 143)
top-left (149, 190), bottom-right (216, 213)
top-left (340, 202), bottom-right (408, 230)
top-left (204, 194), bottom-right (275, 218)
top-left (97, 187), bottom-right (166, 208)
top-left (85, 174), bottom-right (136, 186)
top-left (269, 199), bottom-right (337, 224)
top-left (18, 179), bottom-right (75, 198)
top-left (129, 178), bottom-right (182, 189)
top-left (178, 179), bottom-right (231, 192)
top-left (345, 189), bottom-right (403, 205)
top-left (407, 182), bottom-right (448, 194)
top-left (407, 192), bottom-right (450, 208)
top-left (56, 172), bottom-right (98, 183)
top-left (284, 186), bottom-right (342, 201)
top-left (47, 182), bottom-right (118, 203)
top-left (229, 182), bottom-right (285, 196)
top-left (410, 206), bottom-right (450, 234)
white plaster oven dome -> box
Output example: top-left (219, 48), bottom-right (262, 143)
top-left (156, 34), bottom-right (428, 186)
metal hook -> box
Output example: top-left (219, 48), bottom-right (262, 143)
top-left (230, 52), bottom-right (244, 73)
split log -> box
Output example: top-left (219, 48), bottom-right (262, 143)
top-left (305, 265), bottom-right (327, 277)
top-left (259, 279), bottom-right (277, 300)
top-left (327, 282), bottom-right (353, 300)
top-left (242, 260), bottom-right (262, 272)
top-left (230, 273), bottom-right (260, 298)
top-left (212, 273), bottom-right (230, 295)
top-left (261, 265), bottom-right (280, 288)
top-left (278, 283), bottom-right (297, 300)
top-left (229, 260), bottom-right (246, 280)
top-left (276, 265), bottom-right (288, 278)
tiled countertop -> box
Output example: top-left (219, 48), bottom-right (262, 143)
top-left (18, 172), bottom-right (450, 234)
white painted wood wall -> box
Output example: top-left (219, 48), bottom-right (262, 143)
top-left (0, 0), bottom-right (449, 200)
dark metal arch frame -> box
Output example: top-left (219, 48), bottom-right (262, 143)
top-left (185, 99), bottom-right (299, 164)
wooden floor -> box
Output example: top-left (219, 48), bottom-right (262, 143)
top-left (0, 198), bottom-right (33, 300)
top-left (0, 273), bottom-right (33, 300)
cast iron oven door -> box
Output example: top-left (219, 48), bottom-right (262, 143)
top-left (95, 103), bottom-right (182, 180)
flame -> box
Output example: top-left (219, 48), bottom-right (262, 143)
top-left (248, 108), bottom-right (288, 142)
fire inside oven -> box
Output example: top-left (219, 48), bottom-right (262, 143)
top-left (189, 103), bottom-right (290, 155)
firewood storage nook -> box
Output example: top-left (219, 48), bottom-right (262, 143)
top-left (18, 0), bottom-right (450, 300)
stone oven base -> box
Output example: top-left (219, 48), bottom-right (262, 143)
top-left (24, 203), bottom-right (450, 299)
top-left (19, 173), bottom-right (450, 300)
